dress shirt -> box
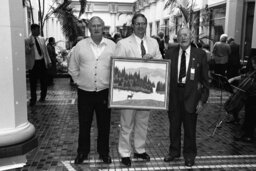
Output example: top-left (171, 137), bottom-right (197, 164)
top-left (89, 38), bottom-right (106, 59)
top-left (177, 46), bottom-right (191, 83)
top-left (68, 37), bottom-right (116, 92)
top-left (134, 34), bottom-right (148, 57)
top-left (34, 37), bottom-right (43, 60)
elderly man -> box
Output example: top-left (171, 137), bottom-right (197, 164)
top-left (114, 13), bottom-right (162, 167)
top-left (212, 34), bottom-right (231, 76)
top-left (25, 24), bottom-right (51, 106)
top-left (68, 16), bottom-right (116, 164)
top-left (164, 27), bottom-right (209, 167)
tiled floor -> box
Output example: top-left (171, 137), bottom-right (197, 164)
top-left (17, 78), bottom-right (256, 170)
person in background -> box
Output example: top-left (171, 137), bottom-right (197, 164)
top-left (164, 27), bottom-right (209, 167)
top-left (47, 37), bottom-right (57, 86)
top-left (114, 13), bottom-right (162, 167)
top-left (113, 32), bottom-right (122, 43)
top-left (212, 34), bottom-right (231, 76)
top-left (227, 37), bottom-right (241, 79)
top-left (69, 16), bottom-right (116, 164)
top-left (225, 37), bottom-right (241, 124)
top-left (229, 55), bottom-right (256, 142)
top-left (25, 24), bottom-right (51, 106)
top-left (158, 31), bottom-right (166, 57)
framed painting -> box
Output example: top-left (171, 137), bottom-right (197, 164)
top-left (109, 57), bottom-right (170, 110)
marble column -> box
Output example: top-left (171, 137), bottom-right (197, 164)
top-left (0, 0), bottom-right (37, 169)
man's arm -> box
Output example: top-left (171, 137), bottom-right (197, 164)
top-left (68, 45), bottom-right (80, 84)
top-left (200, 50), bottom-right (210, 104)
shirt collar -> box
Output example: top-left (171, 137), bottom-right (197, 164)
top-left (134, 34), bottom-right (145, 44)
top-left (89, 37), bottom-right (107, 46)
top-left (179, 45), bottom-right (191, 55)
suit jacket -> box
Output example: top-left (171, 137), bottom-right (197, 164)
top-left (114, 34), bottom-right (162, 59)
top-left (25, 35), bottom-right (51, 70)
top-left (166, 45), bottom-right (209, 113)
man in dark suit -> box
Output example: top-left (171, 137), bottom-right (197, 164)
top-left (164, 27), bottom-right (209, 167)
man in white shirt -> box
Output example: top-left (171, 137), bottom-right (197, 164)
top-left (114, 13), bottom-right (162, 167)
top-left (25, 24), bottom-right (51, 106)
top-left (68, 16), bottom-right (116, 164)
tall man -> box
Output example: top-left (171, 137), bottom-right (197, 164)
top-left (68, 16), bottom-right (116, 164)
top-left (114, 13), bottom-right (162, 167)
top-left (164, 27), bottom-right (209, 167)
top-left (25, 24), bottom-right (51, 106)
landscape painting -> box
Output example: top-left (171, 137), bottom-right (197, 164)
top-left (109, 57), bottom-right (170, 110)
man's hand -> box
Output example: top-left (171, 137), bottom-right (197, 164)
top-left (142, 54), bottom-right (153, 61)
top-left (196, 100), bottom-right (205, 114)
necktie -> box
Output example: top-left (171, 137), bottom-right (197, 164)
top-left (34, 37), bottom-right (42, 56)
top-left (179, 50), bottom-right (186, 83)
top-left (141, 40), bottom-right (146, 57)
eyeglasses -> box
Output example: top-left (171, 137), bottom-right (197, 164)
top-left (134, 22), bottom-right (147, 26)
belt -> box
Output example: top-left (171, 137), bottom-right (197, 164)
top-left (177, 83), bottom-right (185, 87)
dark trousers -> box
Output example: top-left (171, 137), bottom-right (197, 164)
top-left (214, 63), bottom-right (227, 76)
top-left (29, 59), bottom-right (48, 102)
top-left (168, 86), bottom-right (197, 159)
top-left (242, 96), bottom-right (256, 138)
top-left (77, 88), bottom-right (111, 155)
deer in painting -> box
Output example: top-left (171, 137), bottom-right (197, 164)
top-left (127, 92), bottom-right (134, 100)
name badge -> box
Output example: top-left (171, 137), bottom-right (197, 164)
top-left (190, 68), bottom-right (195, 80)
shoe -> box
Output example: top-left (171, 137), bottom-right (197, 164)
top-left (241, 136), bottom-right (253, 143)
top-left (99, 154), bottom-right (112, 164)
top-left (226, 118), bottom-right (240, 125)
top-left (39, 98), bottom-right (45, 102)
top-left (74, 153), bottom-right (88, 164)
top-left (164, 154), bottom-right (180, 162)
top-left (121, 157), bottom-right (131, 167)
top-left (185, 158), bottom-right (195, 167)
top-left (134, 152), bottom-right (150, 161)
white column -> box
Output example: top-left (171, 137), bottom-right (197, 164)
top-left (225, 0), bottom-right (243, 43)
top-left (0, 0), bottom-right (35, 148)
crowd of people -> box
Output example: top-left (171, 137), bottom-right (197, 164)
top-left (25, 13), bottom-right (255, 168)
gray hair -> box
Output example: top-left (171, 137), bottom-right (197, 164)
top-left (88, 16), bottom-right (105, 28)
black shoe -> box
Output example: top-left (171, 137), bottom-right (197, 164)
top-left (39, 98), bottom-right (45, 102)
top-left (74, 153), bottom-right (88, 164)
top-left (99, 154), bottom-right (112, 164)
top-left (121, 157), bottom-right (131, 167)
top-left (134, 152), bottom-right (150, 161)
top-left (164, 154), bottom-right (180, 162)
top-left (185, 158), bottom-right (195, 167)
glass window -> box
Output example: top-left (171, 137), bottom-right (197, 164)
top-left (209, 5), bottom-right (226, 43)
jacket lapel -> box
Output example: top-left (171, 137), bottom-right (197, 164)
top-left (172, 46), bottom-right (179, 83)
top-left (186, 47), bottom-right (196, 82)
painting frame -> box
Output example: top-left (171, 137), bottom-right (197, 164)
top-left (109, 57), bottom-right (170, 110)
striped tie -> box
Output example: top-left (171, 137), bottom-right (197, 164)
top-left (141, 40), bottom-right (146, 57)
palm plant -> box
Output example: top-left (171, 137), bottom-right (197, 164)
top-left (49, 0), bottom-right (88, 43)
top-left (23, 0), bottom-right (88, 42)
top-left (164, 0), bottom-right (194, 28)
top-left (164, 0), bottom-right (214, 46)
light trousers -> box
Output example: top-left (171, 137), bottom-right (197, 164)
top-left (118, 109), bottom-right (150, 157)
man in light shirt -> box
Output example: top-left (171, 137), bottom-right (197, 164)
top-left (68, 16), bottom-right (116, 164)
top-left (25, 24), bottom-right (51, 106)
top-left (114, 13), bottom-right (162, 167)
